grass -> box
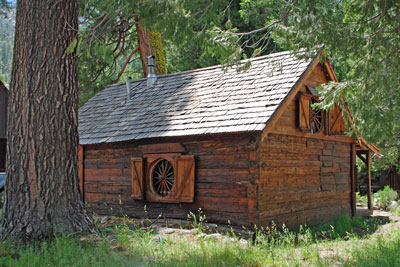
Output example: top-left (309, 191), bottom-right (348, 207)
top-left (0, 214), bottom-right (397, 266)
top-left (342, 228), bottom-right (400, 267)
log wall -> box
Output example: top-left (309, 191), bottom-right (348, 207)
top-left (255, 63), bottom-right (353, 227)
top-left (82, 133), bottom-right (257, 226)
top-left (256, 134), bottom-right (352, 227)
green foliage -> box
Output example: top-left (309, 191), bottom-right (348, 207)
top-left (77, 0), bottom-right (283, 106)
top-left (376, 185), bottom-right (398, 210)
top-left (311, 215), bottom-right (370, 238)
top-left (0, 213), bottom-right (392, 267)
top-left (343, 228), bottom-right (400, 267)
top-left (187, 208), bottom-right (206, 233)
top-left (0, 235), bottom-right (136, 266)
top-left (271, 0), bottom-right (400, 167)
top-left (0, 7), bottom-right (14, 85)
top-left (390, 202), bottom-right (400, 216)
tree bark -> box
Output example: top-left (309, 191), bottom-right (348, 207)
top-left (0, 0), bottom-right (94, 240)
top-left (136, 24), bottom-right (152, 78)
top-left (136, 20), bottom-right (167, 77)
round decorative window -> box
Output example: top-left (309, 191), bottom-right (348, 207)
top-left (150, 159), bottom-right (175, 197)
top-left (310, 98), bottom-right (323, 134)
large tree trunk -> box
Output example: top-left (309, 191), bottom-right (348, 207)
top-left (0, 0), bottom-right (93, 240)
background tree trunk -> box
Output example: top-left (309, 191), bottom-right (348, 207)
top-left (0, 0), bottom-right (93, 240)
top-left (136, 21), bottom-right (167, 77)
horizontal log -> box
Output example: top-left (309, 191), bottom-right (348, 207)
top-left (258, 174), bottom-right (320, 187)
top-left (196, 153), bottom-right (249, 169)
top-left (196, 168), bottom-right (252, 183)
top-left (85, 147), bottom-right (141, 160)
top-left (85, 192), bottom-right (248, 214)
top-left (259, 196), bottom-right (349, 219)
top-left (139, 143), bottom-right (185, 154)
top-left (258, 203), bottom-right (351, 228)
top-left (259, 145), bottom-right (322, 156)
top-left (267, 126), bottom-right (353, 143)
top-left (261, 159), bottom-right (322, 168)
top-left (195, 183), bottom-right (248, 198)
top-left (87, 202), bottom-right (250, 226)
top-left (84, 168), bottom-right (130, 183)
top-left (258, 189), bottom-right (350, 206)
top-left (85, 182), bottom-right (131, 194)
top-left (85, 158), bottom-right (130, 170)
top-left (257, 152), bottom-right (320, 161)
top-left (260, 166), bottom-right (321, 176)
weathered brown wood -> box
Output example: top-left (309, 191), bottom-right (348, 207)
top-left (140, 143), bottom-right (185, 154)
top-left (299, 94), bottom-right (311, 131)
top-left (256, 131), bottom-right (352, 226)
top-left (356, 153), bottom-right (367, 164)
top-left (85, 158), bottom-right (130, 169)
top-left (328, 106), bottom-right (346, 135)
top-left (85, 182), bottom-right (131, 194)
top-left (84, 168), bottom-right (130, 182)
top-left (176, 155), bottom-right (195, 202)
top-left (131, 157), bottom-right (144, 199)
top-left (79, 145), bottom-right (84, 200)
top-left (82, 133), bottom-right (254, 226)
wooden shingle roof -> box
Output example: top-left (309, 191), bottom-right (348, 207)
top-left (79, 50), bottom-right (313, 144)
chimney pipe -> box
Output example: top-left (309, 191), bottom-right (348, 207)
top-left (147, 55), bottom-right (157, 87)
top-left (125, 76), bottom-right (131, 100)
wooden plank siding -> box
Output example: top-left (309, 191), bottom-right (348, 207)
top-left (82, 133), bottom-right (257, 226)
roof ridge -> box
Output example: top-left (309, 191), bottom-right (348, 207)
top-left (106, 50), bottom-right (295, 87)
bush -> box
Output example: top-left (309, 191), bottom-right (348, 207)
top-left (356, 192), bottom-right (370, 206)
top-left (390, 200), bottom-right (400, 216)
top-left (375, 186), bottom-right (398, 210)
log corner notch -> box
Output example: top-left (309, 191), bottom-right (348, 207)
top-left (79, 145), bottom-right (84, 201)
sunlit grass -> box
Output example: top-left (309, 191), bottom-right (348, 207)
top-left (0, 214), bottom-right (397, 266)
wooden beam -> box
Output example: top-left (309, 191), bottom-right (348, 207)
top-left (355, 165), bottom-right (359, 192)
top-left (79, 145), bottom-right (84, 201)
top-left (323, 57), bottom-right (339, 82)
top-left (367, 150), bottom-right (372, 210)
top-left (351, 143), bottom-right (356, 216)
top-left (357, 153), bottom-right (367, 165)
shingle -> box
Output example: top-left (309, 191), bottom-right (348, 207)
top-left (79, 50), bottom-right (313, 144)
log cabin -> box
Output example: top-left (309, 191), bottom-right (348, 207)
top-left (0, 81), bottom-right (8, 172)
top-left (79, 51), bottom-right (379, 227)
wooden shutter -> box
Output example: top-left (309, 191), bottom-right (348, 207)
top-left (176, 155), bottom-right (195, 203)
top-left (131, 157), bottom-right (144, 199)
top-left (298, 94), bottom-right (311, 131)
top-left (328, 106), bottom-right (345, 135)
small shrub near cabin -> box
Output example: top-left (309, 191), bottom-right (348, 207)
top-left (375, 186), bottom-right (398, 210)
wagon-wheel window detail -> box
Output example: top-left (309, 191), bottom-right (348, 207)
top-left (310, 98), bottom-right (323, 134)
top-left (151, 159), bottom-right (175, 197)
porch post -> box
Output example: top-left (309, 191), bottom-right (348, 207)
top-left (367, 151), bottom-right (372, 210)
